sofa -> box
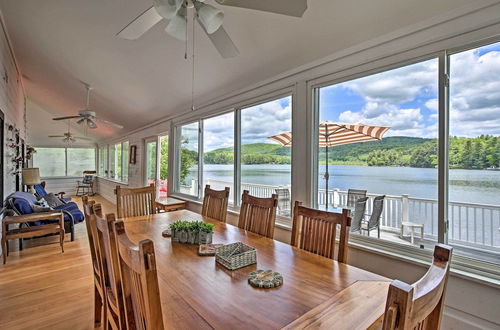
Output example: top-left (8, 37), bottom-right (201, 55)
top-left (5, 191), bottom-right (84, 242)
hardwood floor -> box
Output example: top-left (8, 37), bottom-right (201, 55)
top-left (0, 195), bottom-right (116, 330)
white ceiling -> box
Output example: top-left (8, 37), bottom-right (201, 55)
top-left (0, 0), bottom-right (478, 142)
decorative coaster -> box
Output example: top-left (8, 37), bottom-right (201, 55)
top-left (248, 270), bottom-right (283, 289)
top-left (162, 229), bottom-right (171, 237)
top-left (198, 244), bottom-right (224, 256)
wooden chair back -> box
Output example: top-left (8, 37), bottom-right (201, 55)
top-left (291, 201), bottom-right (351, 263)
top-left (82, 196), bottom-right (103, 282)
top-left (383, 244), bottom-right (453, 330)
top-left (94, 212), bottom-right (125, 329)
top-left (238, 190), bottom-right (278, 238)
top-left (82, 196), bottom-right (106, 327)
top-left (113, 220), bottom-right (164, 330)
top-left (116, 183), bottom-right (156, 218)
top-left (201, 185), bottom-right (230, 222)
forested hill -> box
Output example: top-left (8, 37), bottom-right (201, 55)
top-left (202, 135), bottom-right (500, 169)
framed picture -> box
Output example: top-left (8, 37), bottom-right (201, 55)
top-left (129, 145), bottom-right (137, 164)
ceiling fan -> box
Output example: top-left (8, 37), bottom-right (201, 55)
top-left (116, 0), bottom-right (308, 58)
top-left (52, 85), bottom-right (124, 129)
top-left (49, 121), bottom-right (93, 143)
top-left (48, 132), bottom-right (92, 143)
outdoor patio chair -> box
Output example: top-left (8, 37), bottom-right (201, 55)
top-left (275, 188), bottom-right (291, 217)
top-left (350, 197), bottom-right (368, 233)
top-left (347, 189), bottom-right (367, 207)
top-left (361, 195), bottom-right (385, 238)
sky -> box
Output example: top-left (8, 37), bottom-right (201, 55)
top-left (183, 42), bottom-right (500, 151)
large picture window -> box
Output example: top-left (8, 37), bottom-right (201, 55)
top-left (100, 141), bottom-right (129, 183)
top-left (174, 95), bottom-right (293, 219)
top-left (449, 42), bottom-right (500, 264)
top-left (33, 147), bottom-right (96, 177)
top-left (316, 59), bottom-right (439, 249)
top-left (203, 112), bottom-right (235, 203)
top-left (177, 122), bottom-right (199, 196)
top-left (240, 96), bottom-right (292, 216)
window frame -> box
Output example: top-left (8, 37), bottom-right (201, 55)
top-left (97, 141), bottom-right (129, 184)
top-left (308, 40), bottom-right (500, 281)
top-left (172, 91), bottom-right (294, 224)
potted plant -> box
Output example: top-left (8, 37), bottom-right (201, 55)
top-left (199, 222), bottom-right (214, 244)
top-left (187, 222), bottom-right (200, 244)
top-left (170, 221), bottom-right (180, 242)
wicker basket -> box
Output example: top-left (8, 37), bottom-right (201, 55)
top-left (215, 242), bottom-right (257, 270)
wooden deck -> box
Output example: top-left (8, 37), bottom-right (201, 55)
top-left (0, 195), bottom-right (116, 330)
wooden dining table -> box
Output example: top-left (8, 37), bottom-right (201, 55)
top-left (122, 209), bottom-right (391, 329)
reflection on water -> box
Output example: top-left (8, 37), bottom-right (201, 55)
top-left (187, 164), bottom-right (500, 205)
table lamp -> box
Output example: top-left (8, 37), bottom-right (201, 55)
top-left (22, 168), bottom-right (41, 194)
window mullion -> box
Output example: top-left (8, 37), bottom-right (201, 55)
top-left (438, 51), bottom-right (450, 244)
top-left (234, 109), bottom-right (241, 206)
top-left (198, 120), bottom-right (204, 199)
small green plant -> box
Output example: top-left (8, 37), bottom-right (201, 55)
top-left (200, 222), bottom-right (214, 233)
top-left (170, 221), bottom-right (213, 233)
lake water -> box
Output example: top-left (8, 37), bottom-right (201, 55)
top-left (188, 164), bottom-right (500, 205)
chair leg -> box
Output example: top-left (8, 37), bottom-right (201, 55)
top-left (59, 229), bottom-right (64, 253)
top-left (94, 286), bottom-right (104, 328)
top-left (2, 238), bottom-right (7, 264)
top-left (377, 226), bottom-right (380, 239)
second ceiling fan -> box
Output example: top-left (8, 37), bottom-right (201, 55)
top-left (117, 0), bottom-right (308, 58)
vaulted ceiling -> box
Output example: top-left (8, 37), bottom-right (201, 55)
top-left (0, 0), bottom-right (479, 142)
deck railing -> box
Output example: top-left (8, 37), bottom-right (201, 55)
top-left (196, 179), bottom-right (500, 251)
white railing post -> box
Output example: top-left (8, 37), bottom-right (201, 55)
top-left (402, 194), bottom-right (409, 223)
top-left (333, 189), bottom-right (340, 207)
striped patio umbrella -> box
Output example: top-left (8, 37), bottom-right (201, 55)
top-left (269, 121), bottom-right (390, 208)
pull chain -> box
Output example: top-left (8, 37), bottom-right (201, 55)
top-left (191, 9), bottom-right (196, 112)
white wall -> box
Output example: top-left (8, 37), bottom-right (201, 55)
top-left (0, 15), bottom-right (26, 256)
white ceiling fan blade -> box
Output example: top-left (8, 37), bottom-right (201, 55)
top-left (116, 6), bottom-right (163, 40)
top-left (165, 6), bottom-right (187, 41)
top-left (199, 22), bottom-right (239, 58)
top-left (215, 0), bottom-right (308, 17)
top-left (154, 0), bottom-right (183, 20)
top-left (87, 119), bottom-right (98, 129)
top-left (48, 135), bottom-right (66, 138)
top-left (94, 117), bottom-right (123, 129)
top-left (53, 116), bottom-right (81, 121)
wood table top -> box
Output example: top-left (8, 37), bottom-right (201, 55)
top-left (122, 210), bottom-right (390, 329)
top-left (155, 197), bottom-right (187, 206)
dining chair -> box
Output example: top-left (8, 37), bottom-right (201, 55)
top-left (347, 189), bottom-right (367, 207)
top-left (361, 195), bottom-right (385, 238)
top-left (382, 244), bottom-right (453, 330)
top-left (349, 197), bottom-right (369, 233)
top-left (94, 212), bottom-right (126, 329)
top-left (201, 185), bottom-right (230, 222)
top-left (116, 183), bottom-right (156, 218)
top-left (113, 220), bottom-right (164, 329)
top-left (82, 196), bottom-right (106, 329)
top-left (238, 190), bottom-right (278, 238)
top-left (291, 201), bottom-right (351, 263)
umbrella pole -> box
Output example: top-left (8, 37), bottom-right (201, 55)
top-left (325, 145), bottom-right (329, 209)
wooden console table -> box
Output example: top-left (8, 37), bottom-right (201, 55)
top-left (2, 211), bottom-right (65, 264)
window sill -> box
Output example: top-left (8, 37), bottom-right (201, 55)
top-left (40, 176), bottom-right (82, 180)
top-left (169, 193), bottom-right (500, 288)
top-left (96, 176), bottom-right (129, 186)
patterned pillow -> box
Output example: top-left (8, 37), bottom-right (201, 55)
top-left (44, 193), bottom-right (65, 208)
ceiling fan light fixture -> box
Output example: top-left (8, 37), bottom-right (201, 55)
top-left (195, 2), bottom-right (224, 34)
top-left (153, 0), bottom-right (182, 19)
top-left (76, 118), bottom-right (85, 125)
top-left (165, 6), bottom-right (187, 40)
